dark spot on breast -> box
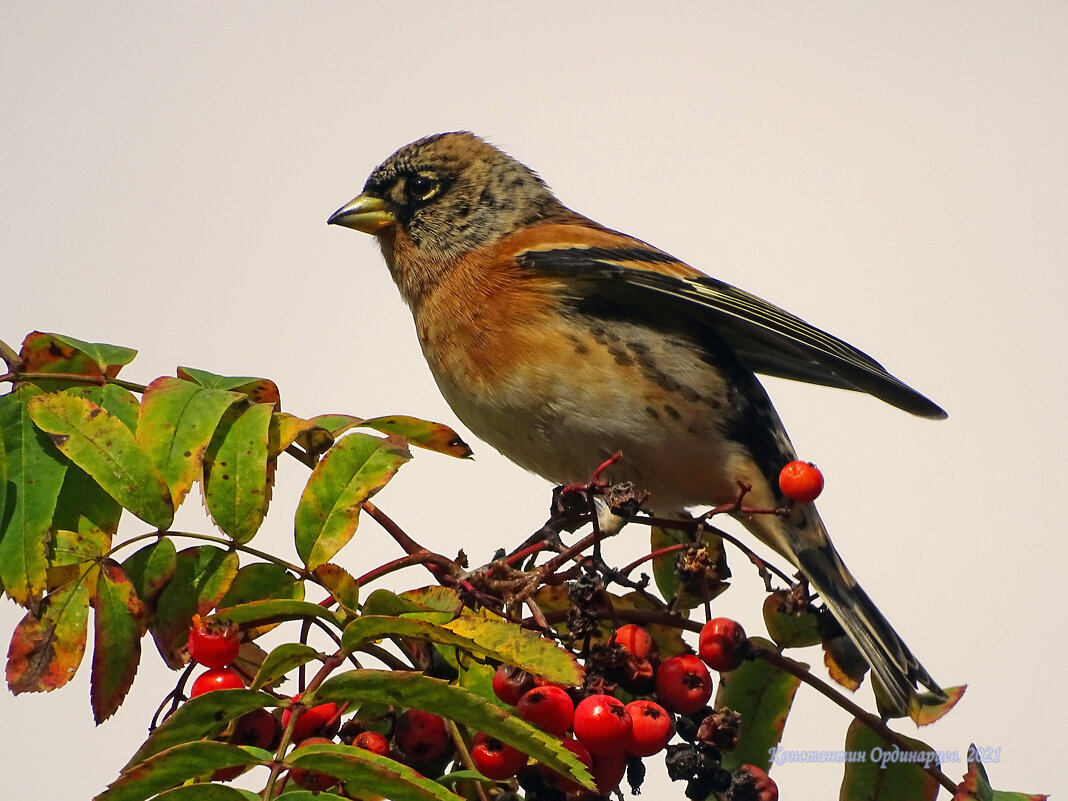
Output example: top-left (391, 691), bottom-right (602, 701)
top-left (607, 345), bottom-right (633, 366)
top-left (663, 405), bottom-right (681, 420)
top-left (646, 406), bottom-right (660, 420)
top-left (626, 341), bottom-right (650, 354)
top-left (679, 386), bottom-right (701, 402)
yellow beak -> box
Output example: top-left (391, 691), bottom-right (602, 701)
top-left (327, 194), bottom-right (395, 233)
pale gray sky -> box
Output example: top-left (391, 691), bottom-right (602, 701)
top-left (2, 3), bottom-right (1064, 798)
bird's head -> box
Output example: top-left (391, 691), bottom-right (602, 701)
top-left (329, 132), bottom-right (569, 285)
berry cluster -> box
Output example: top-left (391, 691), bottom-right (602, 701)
top-left (186, 615), bottom-right (452, 790)
top-left (475, 619), bottom-right (777, 801)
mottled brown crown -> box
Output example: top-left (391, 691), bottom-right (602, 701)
top-left (361, 132), bottom-right (574, 260)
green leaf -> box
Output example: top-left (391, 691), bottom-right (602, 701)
top-left (361, 588), bottom-right (427, 617)
top-left (48, 334), bottom-right (138, 373)
top-left (27, 391), bottom-right (173, 529)
top-left (137, 377), bottom-right (242, 509)
top-left (714, 638), bottom-right (803, 773)
top-left (122, 538), bottom-right (177, 607)
top-left (52, 457), bottom-right (124, 538)
top-left (286, 741), bottom-right (465, 801)
top-left (839, 718), bottom-right (940, 801)
top-left (91, 560), bottom-right (148, 723)
top-left (294, 432), bottom-right (411, 568)
top-left (209, 598), bottom-right (345, 630)
top-left (150, 546), bottom-right (239, 668)
top-left (443, 615), bottom-right (582, 686)
top-left (316, 670), bottom-right (593, 789)
top-left (153, 785), bottom-right (262, 801)
top-left (0, 385), bottom-right (68, 607)
top-left (203, 402), bottom-right (274, 543)
top-left (6, 577), bottom-right (90, 693)
top-left (762, 590), bottom-right (821, 648)
top-left (313, 564), bottom-right (360, 614)
top-left (125, 688), bottom-right (276, 767)
top-left (216, 562), bottom-right (304, 639)
top-left (274, 792), bottom-right (350, 801)
top-left (650, 524), bottom-right (730, 610)
top-left (400, 586), bottom-right (463, 615)
top-left (176, 367), bottom-right (280, 406)
top-left (43, 527), bottom-right (104, 593)
top-left (251, 642), bottom-right (322, 690)
top-left (99, 741), bottom-right (262, 801)
top-left (342, 615), bottom-right (573, 678)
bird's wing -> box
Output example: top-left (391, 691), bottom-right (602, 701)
top-left (516, 243), bottom-right (947, 419)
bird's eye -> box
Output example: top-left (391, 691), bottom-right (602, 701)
top-left (406, 174), bottom-right (439, 203)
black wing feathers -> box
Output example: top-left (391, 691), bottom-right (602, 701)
top-left (518, 246), bottom-right (947, 419)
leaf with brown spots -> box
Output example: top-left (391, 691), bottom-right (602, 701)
top-left (176, 366), bottom-right (280, 407)
top-left (137, 377), bottom-right (242, 509)
top-left (0, 385), bottom-right (68, 608)
top-left (203, 402), bottom-right (273, 543)
top-left (19, 331), bottom-right (136, 381)
top-left (294, 433), bottom-right (411, 568)
top-left (27, 391), bottom-right (173, 529)
top-left (312, 563), bottom-right (360, 614)
top-left (6, 576), bottom-right (90, 693)
top-left (91, 560), bottom-right (148, 722)
top-left (310, 413), bottom-right (472, 459)
top-left (269, 412), bottom-right (328, 458)
top-left (360, 415), bottom-right (473, 459)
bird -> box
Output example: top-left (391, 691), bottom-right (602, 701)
top-left (328, 131), bottom-right (947, 715)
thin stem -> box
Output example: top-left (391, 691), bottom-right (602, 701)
top-left (0, 337), bottom-right (21, 370)
top-left (2, 370), bottom-right (148, 393)
top-left (106, 529), bottom-right (310, 580)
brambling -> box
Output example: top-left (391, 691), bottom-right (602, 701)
top-left (329, 132), bottom-right (946, 715)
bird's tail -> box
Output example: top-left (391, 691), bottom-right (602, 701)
top-left (741, 504), bottom-right (944, 716)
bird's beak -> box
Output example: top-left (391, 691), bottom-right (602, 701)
top-left (327, 194), bottom-right (394, 233)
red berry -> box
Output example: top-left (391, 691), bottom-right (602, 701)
top-left (187, 614), bottom-right (240, 669)
top-left (778, 460), bottom-right (824, 504)
top-left (282, 693), bottom-right (341, 741)
top-left (189, 666), bottom-right (245, 697)
top-left (470, 731), bottom-right (528, 780)
top-left (492, 663), bottom-right (535, 706)
top-left (288, 737), bottom-right (338, 792)
top-left (516, 685), bottom-right (574, 736)
top-left (612, 623), bottom-right (658, 661)
top-left (731, 764), bottom-right (779, 801)
top-left (624, 699), bottom-right (674, 756)
top-left (573, 694), bottom-right (632, 756)
top-left (353, 730), bottom-right (390, 756)
top-left (541, 736), bottom-right (594, 793)
top-left (394, 709), bottom-right (450, 762)
top-left (699, 617), bottom-right (748, 672)
top-left (655, 654), bottom-right (712, 715)
top-left (593, 751), bottom-right (628, 796)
